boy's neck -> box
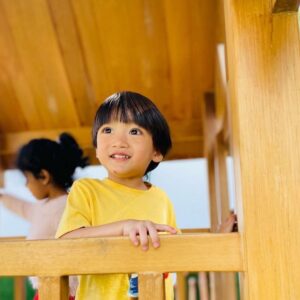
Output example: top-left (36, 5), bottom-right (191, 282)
top-left (108, 176), bottom-right (149, 190)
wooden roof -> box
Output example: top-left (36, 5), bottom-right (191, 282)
top-left (0, 0), bottom-right (219, 168)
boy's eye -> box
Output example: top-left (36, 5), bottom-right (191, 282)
top-left (101, 127), bottom-right (112, 134)
top-left (129, 128), bottom-right (142, 135)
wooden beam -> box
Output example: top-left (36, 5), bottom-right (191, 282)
top-left (0, 120), bottom-right (205, 169)
top-left (224, 0), bottom-right (300, 299)
top-left (273, 0), bottom-right (300, 12)
top-left (0, 234), bottom-right (242, 276)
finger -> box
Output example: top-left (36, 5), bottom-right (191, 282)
top-left (138, 224), bottom-right (149, 251)
top-left (147, 224), bottom-right (160, 248)
top-left (129, 229), bottom-right (139, 246)
top-left (155, 224), bottom-right (177, 234)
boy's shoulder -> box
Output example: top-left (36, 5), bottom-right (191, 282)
top-left (72, 177), bottom-right (104, 190)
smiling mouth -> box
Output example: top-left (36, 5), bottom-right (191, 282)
top-left (110, 154), bottom-right (131, 159)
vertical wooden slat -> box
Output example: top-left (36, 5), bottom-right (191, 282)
top-left (39, 276), bottom-right (68, 300)
top-left (187, 277), bottom-right (197, 300)
top-left (0, 156), bottom-right (4, 187)
top-left (225, 1), bottom-right (300, 299)
top-left (139, 272), bottom-right (165, 300)
top-left (14, 276), bottom-right (25, 300)
top-left (198, 272), bottom-right (209, 300)
top-left (175, 272), bottom-right (187, 300)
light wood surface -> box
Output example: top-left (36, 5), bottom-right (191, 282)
top-left (39, 276), bottom-right (68, 300)
top-left (0, 234), bottom-right (242, 276)
top-left (225, 1), bottom-right (300, 299)
top-left (0, 0), bottom-right (218, 165)
top-left (139, 272), bottom-right (165, 300)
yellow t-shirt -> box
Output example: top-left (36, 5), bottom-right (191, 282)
top-left (56, 178), bottom-right (177, 300)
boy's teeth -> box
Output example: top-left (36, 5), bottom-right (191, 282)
top-left (113, 154), bottom-right (129, 159)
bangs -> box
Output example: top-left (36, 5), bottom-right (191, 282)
top-left (96, 92), bottom-right (154, 130)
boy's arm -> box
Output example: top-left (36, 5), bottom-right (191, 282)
top-left (0, 193), bottom-right (34, 220)
top-left (60, 219), bottom-right (177, 251)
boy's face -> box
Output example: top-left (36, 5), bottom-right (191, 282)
top-left (96, 121), bottom-right (162, 183)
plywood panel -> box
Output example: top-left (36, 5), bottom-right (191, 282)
top-left (2, 0), bottom-right (80, 129)
top-left (47, 0), bottom-right (98, 126)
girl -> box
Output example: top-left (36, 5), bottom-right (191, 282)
top-left (0, 133), bottom-right (88, 299)
top-left (56, 91), bottom-right (178, 300)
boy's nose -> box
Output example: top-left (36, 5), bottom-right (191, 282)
top-left (112, 134), bottom-right (128, 148)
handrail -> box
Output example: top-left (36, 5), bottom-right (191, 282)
top-left (0, 233), bottom-right (243, 276)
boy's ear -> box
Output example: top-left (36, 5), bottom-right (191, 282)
top-left (39, 169), bottom-right (51, 185)
top-left (152, 151), bottom-right (163, 163)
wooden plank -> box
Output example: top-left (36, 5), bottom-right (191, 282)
top-left (14, 276), bottom-right (25, 300)
top-left (139, 272), bottom-right (164, 300)
top-left (0, 117), bottom-right (205, 168)
top-left (47, 0), bottom-right (97, 126)
top-left (273, 0), bottom-right (300, 12)
top-left (207, 151), bottom-right (219, 232)
top-left (1, 0), bottom-right (80, 129)
top-left (0, 119), bottom-right (203, 155)
top-left (0, 157), bottom-right (4, 187)
top-left (0, 1), bottom-right (41, 132)
top-left (198, 272), bottom-right (209, 300)
top-left (215, 133), bottom-right (230, 223)
top-left (0, 127), bottom-right (93, 156)
top-left (224, 1), bottom-right (300, 299)
top-left (39, 276), bottom-right (68, 300)
top-left (175, 272), bottom-right (187, 300)
top-left (0, 234), bottom-right (243, 276)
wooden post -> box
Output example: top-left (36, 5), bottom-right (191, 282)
top-left (14, 276), bottom-right (25, 300)
top-left (139, 272), bottom-right (165, 300)
top-left (224, 1), bottom-right (300, 299)
top-left (0, 154), bottom-right (4, 187)
top-left (175, 272), bottom-right (187, 300)
top-left (38, 276), bottom-right (68, 300)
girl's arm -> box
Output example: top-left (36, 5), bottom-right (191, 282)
top-left (0, 193), bottom-right (34, 221)
top-left (218, 213), bottom-right (237, 233)
top-left (60, 219), bottom-right (177, 251)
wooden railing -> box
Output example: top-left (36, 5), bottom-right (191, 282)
top-left (0, 233), bottom-right (242, 299)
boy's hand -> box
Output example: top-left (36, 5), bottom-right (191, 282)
top-left (122, 220), bottom-right (177, 251)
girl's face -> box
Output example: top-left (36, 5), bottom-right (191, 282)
top-left (96, 121), bottom-right (162, 186)
top-left (24, 171), bottom-right (48, 200)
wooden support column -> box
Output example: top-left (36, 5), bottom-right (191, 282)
top-left (139, 272), bottom-right (165, 300)
top-left (224, 1), bottom-right (300, 299)
top-left (39, 276), bottom-right (68, 300)
top-left (0, 153), bottom-right (4, 187)
top-left (175, 272), bottom-right (186, 300)
top-left (14, 276), bottom-right (25, 300)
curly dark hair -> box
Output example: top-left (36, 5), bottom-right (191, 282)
top-left (16, 133), bottom-right (88, 189)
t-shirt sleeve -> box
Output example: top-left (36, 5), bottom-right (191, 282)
top-left (55, 180), bottom-right (93, 238)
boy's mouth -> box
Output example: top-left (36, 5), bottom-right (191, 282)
top-left (110, 154), bottom-right (131, 159)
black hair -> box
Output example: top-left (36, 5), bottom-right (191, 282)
top-left (92, 91), bottom-right (172, 174)
top-left (16, 133), bottom-right (88, 189)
